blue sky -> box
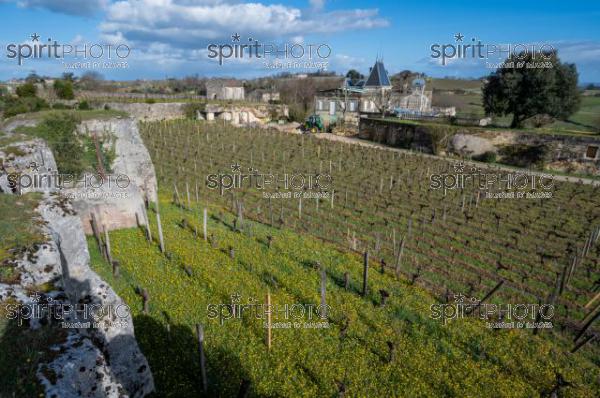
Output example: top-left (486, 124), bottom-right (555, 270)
top-left (0, 0), bottom-right (599, 83)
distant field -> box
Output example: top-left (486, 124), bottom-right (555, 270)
top-left (429, 78), bottom-right (483, 92)
top-left (431, 81), bottom-right (600, 133)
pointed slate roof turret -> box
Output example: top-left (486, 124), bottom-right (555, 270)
top-left (364, 59), bottom-right (392, 88)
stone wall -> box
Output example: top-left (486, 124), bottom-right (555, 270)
top-left (98, 102), bottom-right (186, 120)
top-left (358, 117), bottom-right (443, 153)
top-left (75, 118), bottom-right (158, 234)
top-left (200, 103), bottom-right (289, 125)
top-left (359, 117), bottom-right (600, 175)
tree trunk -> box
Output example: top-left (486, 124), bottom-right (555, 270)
top-left (511, 113), bottom-right (523, 128)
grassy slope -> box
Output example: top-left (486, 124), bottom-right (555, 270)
top-left (0, 193), bottom-right (44, 277)
top-left (89, 196), bottom-right (600, 397)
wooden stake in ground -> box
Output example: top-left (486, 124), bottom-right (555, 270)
top-left (186, 181), bottom-right (191, 209)
top-left (266, 291), bottom-right (272, 351)
top-left (103, 224), bottom-right (113, 265)
top-left (156, 211), bottom-right (165, 253)
top-left (173, 182), bottom-right (182, 207)
top-left (570, 334), bottom-right (596, 353)
top-left (394, 237), bottom-right (405, 279)
top-left (584, 291), bottom-right (600, 310)
top-left (196, 323), bottom-right (208, 393)
top-left (320, 267), bottom-right (327, 318)
top-left (574, 309), bottom-right (600, 343)
top-left (141, 289), bottom-right (149, 314)
top-left (90, 212), bottom-right (104, 258)
top-left (141, 204), bottom-right (152, 242)
top-left (203, 208), bottom-right (208, 241)
top-left (362, 251), bottom-right (369, 296)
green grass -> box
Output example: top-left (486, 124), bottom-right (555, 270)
top-left (0, 310), bottom-right (67, 398)
top-left (429, 78), bottom-right (484, 92)
top-left (0, 193), bottom-right (44, 270)
top-left (432, 88), bottom-right (600, 135)
top-left (89, 196), bottom-right (600, 397)
top-left (141, 120), bottom-right (600, 334)
top-left (3, 145), bottom-right (26, 157)
top-left (1, 109), bottom-right (127, 126)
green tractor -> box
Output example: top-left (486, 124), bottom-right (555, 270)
top-left (303, 114), bottom-right (324, 134)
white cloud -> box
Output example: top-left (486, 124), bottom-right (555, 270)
top-left (100, 0), bottom-right (388, 47)
top-left (554, 41), bottom-right (600, 64)
top-left (309, 0), bottom-right (325, 11)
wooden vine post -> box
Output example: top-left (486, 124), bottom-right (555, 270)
top-left (203, 208), bottom-right (208, 241)
top-left (362, 251), bottom-right (369, 297)
top-left (320, 267), bottom-right (327, 318)
top-left (196, 323), bottom-right (208, 393)
top-left (103, 224), bottom-right (113, 265)
top-left (265, 291), bottom-right (272, 351)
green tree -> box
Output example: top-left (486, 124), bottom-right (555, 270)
top-left (15, 83), bottom-right (37, 98)
top-left (53, 79), bottom-right (75, 100)
top-left (345, 69), bottom-right (364, 84)
top-left (482, 51), bottom-right (581, 128)
top-left (62, 72), bottom-right (75, 82)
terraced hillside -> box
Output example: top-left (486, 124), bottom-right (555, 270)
top-left (139, 120), bottom-right (600, 335)
top-left (90, 197), bottom-right (600, 397)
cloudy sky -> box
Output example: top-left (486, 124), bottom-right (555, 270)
top-left (0, 0), bottom-right (599, 82)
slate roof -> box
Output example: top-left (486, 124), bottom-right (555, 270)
top-left (364, 60), bottom-right (392, 88)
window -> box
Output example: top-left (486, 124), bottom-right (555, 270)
top-left (317, 100), bottom-right (323, 111)
top-left (585, 145), bottom-right (599, 159)
top-left (329, 101), bottom-right (336, 115)
top-left (348, 101), bottom-right (356, 112)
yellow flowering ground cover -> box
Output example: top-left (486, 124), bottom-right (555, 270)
top-left (89, 196), bottom-right (600, 397)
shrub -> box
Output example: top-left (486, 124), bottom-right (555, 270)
top-left (16, 83), bottom-right (37, 98)
top-left (499, 144), bottom-right (551, 169)
top-left (3, 97), bottom-right (49, 117)
top-left (473, 151), bottom-right (497, 163)
top-left (3, 102), bottom-right (29, 118)
top-left (25, 113), bottom-right (85, 177)
top-left (53, 79), bottom-right (75, 100)
top-left (427, 124), bottom-right (455, 155)
top-left (183, 102), bottom-right (205, 119)
top-left (18, 112), bottom-right (116, 175)
top-left (78, 101), bottom-right (91, 110)
top-left (287, 103), bottom-right (308, 123)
